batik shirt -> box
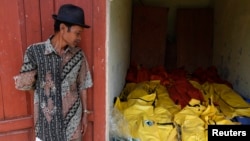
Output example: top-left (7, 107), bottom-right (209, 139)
top-left (14, 37), bottom-right (93, 141)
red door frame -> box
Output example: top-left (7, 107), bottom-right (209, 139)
top-left (91, 0), bottom-right (106, 140)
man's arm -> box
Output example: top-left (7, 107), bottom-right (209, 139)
top-left (80, 89), bottom-right (87, 111)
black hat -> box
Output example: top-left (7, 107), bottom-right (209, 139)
top-left (52, 4), bottom-right (90, 28)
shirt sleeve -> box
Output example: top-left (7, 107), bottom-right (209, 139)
top-left (14, 46), bottom-right (37, 90)
top-left (78, 52), bottom-right (93, 91)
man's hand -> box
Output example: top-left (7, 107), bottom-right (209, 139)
top-left (81, 113), bottom-right (88, 135)
top-left (81, 110), bottom-right (92, 135)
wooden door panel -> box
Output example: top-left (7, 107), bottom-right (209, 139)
top-left (131, 6), bottom-right (168, 69)
top-left (176, 8), bottom-right (213, 72)
top-left (0, 116), bottom-right (33, 132)
top-left (0, 0), bottom-right (35, 140)
top-left (0, 76), bottom-right (4, 120)
top-left (0, 0), bottom-right (29, 119)
top-left (23, 0), bottom-right (42, 46)
top-left (40, 0), bottom-right (55, 41)
top-left (0, 130), bottom-right (32, 141)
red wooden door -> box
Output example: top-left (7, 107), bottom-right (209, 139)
top-left (176, 8), bottom-right (213, 73)
top-left (130, 6), bottom-right (168, 69)
top-left (0, 0), bottom-right (106, 141)
top-left (0, 0), bottom-right (35, 140)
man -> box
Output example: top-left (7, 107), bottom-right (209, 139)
top-left (14, 4), bottom-right (93, 141)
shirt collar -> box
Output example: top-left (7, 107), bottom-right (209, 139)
top-left (44, 35), bottom-right (73, 55)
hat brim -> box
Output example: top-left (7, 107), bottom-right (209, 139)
top-left (52, 15), bottom-right (90, 28)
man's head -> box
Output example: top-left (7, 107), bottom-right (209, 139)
top-left (52, 4), bottom-right (90, 47)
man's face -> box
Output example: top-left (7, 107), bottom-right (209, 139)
top-left (62, 25), bottom-right (84, 47)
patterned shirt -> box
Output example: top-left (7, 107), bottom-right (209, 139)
top-left (14, 37), bottom-right (93, 141)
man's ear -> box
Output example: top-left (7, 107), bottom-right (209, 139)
top-left (60, 23), bottom-right (67, 32)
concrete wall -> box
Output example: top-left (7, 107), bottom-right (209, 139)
top-left (213, 0), bottom-right (250, 98)
top-left (107, 0), bottom-right (132, 138)
top-left (107, 0), bottom-right (132, 105)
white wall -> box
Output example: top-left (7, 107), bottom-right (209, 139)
top-left (106, 0), bottom-right (132, 139)
top-left (213, 0), bottom-right (250, 99)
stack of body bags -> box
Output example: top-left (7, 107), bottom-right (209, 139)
top-left (110, 80), bottom-right (244, 141)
